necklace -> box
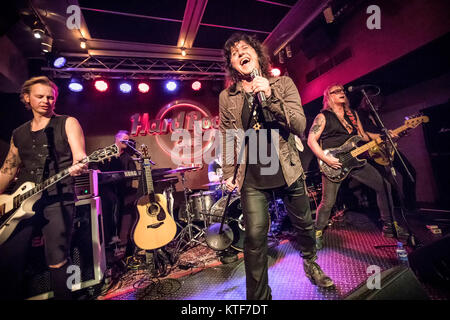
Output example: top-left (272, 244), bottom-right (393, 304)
top-left (243, 92), bottom-right (261, 131)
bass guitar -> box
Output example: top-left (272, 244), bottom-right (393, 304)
top-left (368, 115), bottom-right (429, 166)
top-left (0, 143), bottom-right (119, 245)
top-left (132, 145), bottom-right (176, 250)
top-left (319, 115), bottom-right (429, 182)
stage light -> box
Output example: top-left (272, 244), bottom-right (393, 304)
top-left (94, 80), bottom-right (108, 92)
top-left (68, 77), bottom-right (83, 92)
top-left (80, 40), bottom-right (87, 49)
top-left (181, 48), bottom-right (186, 57)
top-left (271, 68), bottom-right (281, 77)
top-left (40, 34), bottom-right (53, 53)
top-left (53, 57), bottom-right (66, 68)
top-left (33, 28), bottom-right (44, 39)
top-left (166, 81), bottom-right (177, 92)
top-left (138, 82), bottom-right (150, 93)
top-left (119, 82), bottom-right (132, 93)
top-left (192, 81), bottom-right (202, 91)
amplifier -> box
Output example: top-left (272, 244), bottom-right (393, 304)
top-left (26, 197), bottom-right (106, 300)
top-left (74, 169), bottom-right (99, 199)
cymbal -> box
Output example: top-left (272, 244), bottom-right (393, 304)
top-left (164, 166), bottom-right (201, 174)
top-left (202, 181), bottom-right (225, 187)
top-left (154, 176), bottom-right (179, 183)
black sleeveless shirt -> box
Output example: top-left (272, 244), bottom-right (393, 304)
top-left (12, 115), bottom-right (74, 195)
top-left (320, 109), bottom-right (358, 150)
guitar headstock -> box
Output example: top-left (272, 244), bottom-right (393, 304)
top-left (140, 144), bottom-right (150, 159)
top-left (404, 114), bottom-right (429, 129)
top-left (88, 144), bottom-right (119, 163)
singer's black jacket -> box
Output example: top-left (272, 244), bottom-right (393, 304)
top-left (219, 76), bottom-right (306, 190)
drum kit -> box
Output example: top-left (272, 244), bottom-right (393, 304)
top-left (153, 166), bottom-right (288, 254)
top-left (141, 165), bottom-right (322, 257)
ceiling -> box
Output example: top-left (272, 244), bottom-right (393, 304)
top-left (3, 0), bottom-right (337, 81)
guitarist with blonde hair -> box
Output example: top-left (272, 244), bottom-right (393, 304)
top-left (0, 76), bottom-right (87, 299)
top-left (307, 84), bottom-right (408, 250)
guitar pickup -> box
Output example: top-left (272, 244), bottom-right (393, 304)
top-left (147, 222), bottom-right (164, 229)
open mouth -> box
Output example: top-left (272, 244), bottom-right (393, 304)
top-left (240, 57), bottom-right (250, 66)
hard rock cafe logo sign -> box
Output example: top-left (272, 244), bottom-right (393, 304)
top-left (129, 100), bottom-right (220, 164)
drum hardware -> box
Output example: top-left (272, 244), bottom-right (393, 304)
top-left (171, 167), bottom-right (207, 258)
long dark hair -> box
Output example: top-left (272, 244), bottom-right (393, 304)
top-left (223, 33), bottom-right (271, 84)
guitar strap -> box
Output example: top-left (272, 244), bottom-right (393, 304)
top-left (344, 109), bottom-right (358, 129)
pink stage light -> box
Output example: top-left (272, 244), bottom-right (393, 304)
top-left (94, 80), bottom-right (108, 92)
top-left (138, 82), bottom-right (150, 93)
top-left (192, 81), bottom-right (202, 91)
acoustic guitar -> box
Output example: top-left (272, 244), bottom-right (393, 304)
top-left (132, 145), bottom-right (177, 250)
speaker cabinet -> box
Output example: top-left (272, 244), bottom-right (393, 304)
top-left (409, 235), bottom-right (450, 287)
top-left (345, 266), bottom-right (429, 300)
top-left (26, 197), bottom-right (106, 299)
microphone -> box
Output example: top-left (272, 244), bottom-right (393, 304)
top-left (347, 84), bottom-right (378, 92)
top-left (250, 69), bottom-right (268, 108)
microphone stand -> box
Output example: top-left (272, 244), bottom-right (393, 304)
top-left (361, 89), bottom-right (417, 249)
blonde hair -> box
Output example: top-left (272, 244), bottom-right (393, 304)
top-left (20, 76), bottom-right (59, 109)
top-left (322, 83), bottom-right (350, 112)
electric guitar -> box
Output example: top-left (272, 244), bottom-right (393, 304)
top-left (319, 115), bottom-right (429, 182)
top-left (132, 145), bottom-right (176, 250)
top-left (0, 143), bottom-right (119, 245)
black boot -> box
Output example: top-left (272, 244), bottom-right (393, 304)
top-left (382, 222), bottom-right (395, 238)
top-left (303, 258), bottom-right (334, 288)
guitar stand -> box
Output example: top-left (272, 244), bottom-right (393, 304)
top-left (171, 171), bottom-right (207, 259)
top-left (360, 88), bottom-right (418, 250)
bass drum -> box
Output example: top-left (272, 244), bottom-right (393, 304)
top-left (209, 196), bottom-right (245, 251)
top-left (209, 196), bottom-right (273, 252)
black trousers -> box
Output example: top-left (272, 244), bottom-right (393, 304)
top-left (315, 163), bottom-right (394, 231)
top-left (241, 176), bottom-right (316, 300)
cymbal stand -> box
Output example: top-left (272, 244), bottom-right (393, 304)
top-left (172, 171), bottom-right (206, 258)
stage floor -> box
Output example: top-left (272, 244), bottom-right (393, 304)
top-left (97, 211), bottom-right (449, 300)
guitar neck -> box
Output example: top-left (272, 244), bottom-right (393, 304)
top-left (350, 124), bottom-right (412, 158)
top-left (143, 160), bottom-right (155, 196)
top-left (17, 158), bottom-right (89, 206)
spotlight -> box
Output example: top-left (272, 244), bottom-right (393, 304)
top-left (119, 82), bottom-right (132, 93)
top-left (94, 80), bottom-right (108, 92)
top-left (33, 28), bottom-right (44, 39)
top-left (68, 77), bottom-right (83, 92)
top-left (166, 81), bottom-right (177, 92)
top-left (192, 81), bottom-right (202, 91)
top-left (40, 34), bottom-right (53, 53)
top-left (181, 48), bottom-right (186, 57)
top-left (80, 40), bottom-right (87, 49)
top-left (271, 68), bottom-right (281, 77)
top-left (53, 57), bottom-right (66, 68)
top-left (138, 82), bottom-right (150, 93)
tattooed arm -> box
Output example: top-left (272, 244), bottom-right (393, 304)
top-left (307, 113), bottom-right (341, 169)
top-left (0, 138), bottom-right (21, 194)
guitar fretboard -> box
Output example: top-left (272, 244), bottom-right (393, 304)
top-left (350, 124), bottom-right (409, 158)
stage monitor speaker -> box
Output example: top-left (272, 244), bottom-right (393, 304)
top-left (345, 266), bottom-right (429, 300)
top-left (26, 197), bottom-right (106, 299)
top-left (408, 235), bottom-right (450, 287)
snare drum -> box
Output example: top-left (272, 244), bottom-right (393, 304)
top-left (189, 191), bottom-right (216, 221)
